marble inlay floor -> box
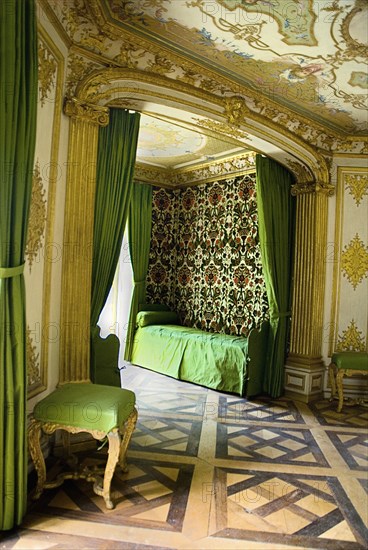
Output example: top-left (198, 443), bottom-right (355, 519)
top-left (1, 364), bottom-right (367, 549)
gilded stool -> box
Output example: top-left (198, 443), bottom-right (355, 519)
top-left (28, 383), bottom-right (137, 509)
top-left (329, 352), bottom-right (368, 412)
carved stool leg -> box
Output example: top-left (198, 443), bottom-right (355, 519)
top-left (28, 418), bottom-right (46, 500)
top-left (329, 363), bottom-right (337, 400)
top-left (336, 370), bottom-right (345, 412)
top-left (119, 408), bottom-right (138, 473)
top-left (101, 431), bottom-right (121, 509)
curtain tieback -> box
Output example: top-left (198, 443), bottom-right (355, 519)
top-left (134, 280), bottom-right (146, 287)
top-left (0, 263), bottom-right (25, 279)
top-left (272, 311), bottom-right (291, 319)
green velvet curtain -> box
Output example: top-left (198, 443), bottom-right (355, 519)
top-left (124, 183), bottom-right (153, 361)
top-left (91, 109), bottom-right (140, 380)
top-left (256, 155), bottom-right (295, 398)
top-left (0, 0), bottom-right (38, 530)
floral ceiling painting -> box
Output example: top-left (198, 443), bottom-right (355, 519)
top-left (103, 0), bottom-right (367, 135)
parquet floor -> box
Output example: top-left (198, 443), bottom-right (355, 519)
top-left (1, 364), bottom-right (367, 549)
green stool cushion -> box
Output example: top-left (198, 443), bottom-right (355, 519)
top-left (34, 383), bottom-right (136, 433)
top-left (331, 352), bottom-right (368, 371)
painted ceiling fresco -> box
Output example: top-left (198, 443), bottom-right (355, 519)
top-left (103, 0), bottom-right (368, 135)
top-left (138, 113), bottom-right (247, 169)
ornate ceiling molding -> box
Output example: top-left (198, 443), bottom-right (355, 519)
top-left (82, 1), bottom-right (350, 143)
top-left (74, 67), bottom-right (332, 184)
top-left (135, 152), bottom-right (256, 188)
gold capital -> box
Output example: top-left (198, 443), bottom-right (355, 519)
top-left (291, 181), bottom-right (334, 196)
top-left (64, 97), bottom-right (109, 126)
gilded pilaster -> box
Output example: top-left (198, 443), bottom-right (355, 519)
top-left (59, 98), bottom-right (109, 384)
top-left (285, 180), bottom-right (334, 402)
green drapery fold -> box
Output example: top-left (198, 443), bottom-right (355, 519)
top-left (0, 0), bottom-right (38, 530)
top-left (91, 109), bottom-right (140, 380)
top-left (124, 183), bottom-right (153, 361)
top-left (255, 155), bottom-right (295, 398)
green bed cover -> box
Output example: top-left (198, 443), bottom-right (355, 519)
top-left (131, 324), bottom-right (248, 395)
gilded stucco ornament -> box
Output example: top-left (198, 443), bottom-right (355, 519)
top-left (64, 97), bottom-right (109, 126)
top-left (286, 160), bottom-right (314, 184)
top-left (114, 41), bottom-right (146, 68)
top-left (194, 118), bottom-right (249, 140)
top-left (291, 181), bottom-right (335, 196)
top-left (341, 234), bottom-right (368, 290)
top-left (344, 173), bottom-right (368, 206)
top-left (26, 161), bottom-right (47, 270)
top-left (135, 152), bottom-right (256, 188)
top-left (336, 319), bottom-right (367, 352)
top-left (66, 52), bottom-right (104, 98)
top-left (224, 96), bottom-right (247, 127)
top-left (288, 159), bottom-right (334, 196)
top-left (38, 38), bottom-right (57, 106)
top-left (146, 54), bottom-right (175, 76)
top-left (27, 326), bottom-right (40, 387)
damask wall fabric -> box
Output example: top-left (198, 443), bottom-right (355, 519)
top-left (146, 174), bottom-right (269, 337)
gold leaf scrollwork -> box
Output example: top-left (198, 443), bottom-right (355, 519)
top-left (64, 97), bottom-right (109, 126)
top-left (38, 39), bottom-right (57, 107)
top-left (65, 53), bottom-right (103, 98)
top-left (336, 319), bottom-right (366, 352)
top-left (341, 234), bottom-right (368, 290)
top-left (291, 180), bottom-right (335, 197)
top-left (27, 326), bottom-right (40, 387)
top-left (195, 118), bottom-right (248, 140)
top-left (286, 160), bottom-right (313, 184)
top-left (344, 174), bottom-right (368, 206)
top-left (26, 161), bottom-right (47, 271)
top-left (146, 54), bottom-right (175, 76)
top-left (224, 96), bottom-right (247, 127)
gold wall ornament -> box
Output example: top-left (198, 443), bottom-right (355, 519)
top-left (38, 39), bottom-right (57, 106)
top-left (194, 118), bottom-right (249, 140)
top-left (114, 41), bottom-right (146, 68)
top-left (341, 233), bottom-right (368, 290)
top-left (82, 74), bottom-right (113, 102)
top-left (26, 161), bottom-right (47, 271)
top-left (65, 52), bottom-right (104, 98)
top-left (27, 326), bottom-right (40, 388)
top-left (58, 0), bottom-right (112, 53)
top-left (146, 54), bottom-right (175, 76)
top-left (344, 173), bottom-right (368, 206)
top-left (336, 320), bottom-right (367, 352)
top-left (64, 97), bottom-right (109, 126)
top-left (286, 160), bottom-right (313, 184)
top-left (224, 96), bottom-right (247, 127)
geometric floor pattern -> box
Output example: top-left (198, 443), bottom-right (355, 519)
top-left (2, 364), bottom-right (368, 549)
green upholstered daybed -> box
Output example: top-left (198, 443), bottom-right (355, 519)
top-left (130, 306), bottom-right (269, 397)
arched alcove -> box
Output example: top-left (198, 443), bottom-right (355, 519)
top-left (60, 69), bottom-right (333, 401)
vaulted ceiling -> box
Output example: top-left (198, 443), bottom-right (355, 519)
top-left (44, 0), bottom-right (367, 180)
